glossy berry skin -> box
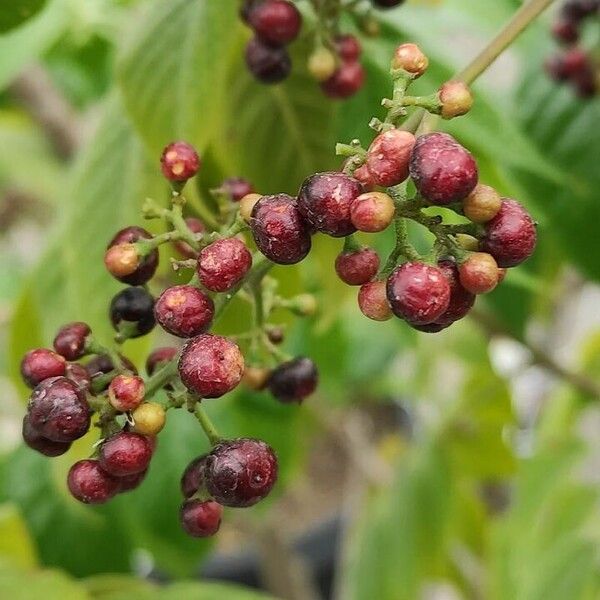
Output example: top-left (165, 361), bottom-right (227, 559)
top-left (28, 377), bottom-right (90, 443)
top-left (409, 133), bottom-right (478, 205)
top-left (65, 363), bottom-right (92, 393)
top-left (350, 192), bottom-right (395, 233)
top-left (178, 334), bottom-right (245, 398)
top-left (297, 172), bottom-right (362, 237)
top-left (249, 0), bottom-right (302, 46)
top-left (21, 349), bottom-right (66, 388)
top-left (267, 357), bottom-right (318, 403)
top-left (386, 262), bottom-right (451, 325)
top-left (434, 260), bottom-right (475, 326)
top-left (181, 455), bottom-right (207, 498)
top-left (53, 322), bottom-right (90, 361)
top-left (204, 438), bottom-right (278, 507)
top-left (174, 217), bottom-right (205, 259)
top-left (22, 415), bottom-right (71, 457)
top-left (245, 37), bottom-right (291, 84)
top-left (155, 285), bottom-right (214, 337)
top-left (365, 130), bottom-right (415, 187)
top-left (146, 347), bottom-right (178, 376)
top-left (463, 184), bottom-right (502, 223)
top-left (108, 374), bottom-right (145, 412)
top-left (180, 500), bottom-right (223, 538)
top-left (480, 199), bottom-right (537, 267)
top-left (251, 194), bottom-right (311, 264)
top-left (132, 402), bottom-right (166, 436)
top-left (107, 226), bottom-right (158, 286)
top-left (109, 287), bottom-right (155, 338)
top-left (320, 61), bottom-right (365, 99)
top-left (117, 470), bottom-right (148, 493)
top-left (160, 141), bottom-right (200, 182)
top-left (98, 432), bottom-right (153, 477)
top-left (335, 248), bottom-right (380, 286)
top-left (222, 177), bottom-right (254, 202)
top-left (197, 238), bottom-right (252, 292)
top-left (335, 34), bottom-right (361, 61)
top-left (67, 460), bottom-right (120, 504)
top-left (358, 280), bottom-right (392, 321)
top-left (458, 252), bottom-right (499, 295)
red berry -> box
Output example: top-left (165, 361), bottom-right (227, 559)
top-left (267, 357), bottom-right (318, 403)
top-left (178, 334), bottom-right (245, 398)
top-left (364, 130), bottom-right (415, 187)
top-left (250, 194), bottom-right (311, 264)
top-left (480, 199), bottom-right (537, 267)
top-left (20, 348), bottom-right (66, 388)
top-left (67, 460), bottom-right (120, 504)
top-left (107, 226), bottom-right (159, 286)
top-left (160, 141), bottom-right (200, 182)
top-left (222, 177), bottom-right (254, 202)
top-left (98, 431), bottom-right (153, 477)
top-left (109, 287), bottom-right (155, 338)
top-left (117, 469), bottom-right (148, 493)
top-left (174, 217), bottom-right (205, 259)
top-left (53, 322), bottom-right (91, 361)
top-left (358, 280), bottom-right (392, 321)
top-left (204, 438), bottom-right (278, 507)
top-left (180, 499), bottom-right (222, 537)
top-left (458, 252), bottom-right (499, 295)
top-left (146, 347), bottom-right (178, 375)
top-left (181, 455), bottom-right (207, 498)
top-left (245, 37), bottom-right (291, 84)
top-left (350, 192), bottom-right (395, 233)
top-left (197, 238), bottom-right (253, 292)
top-left (552, 19), bottom-right (580, 44)
top-left (335, 34), bottom-right (361, 61)
top-left (155, 285), bottom-right (214, 337)
top-left (65, 363), bottom-right (92, 393)
top-left (562, 47), bottom-right (590, 75)
top-left (249, 0), bottom-right (302, 46)
top-left (434, 260), bottom-right (475, 326)
top-left (409, 132), bottom-right (478, 205)
top-left (335, 247), bottom-right (380, 285)
top-left (22, 415), bottom-right (71, 457)
top-left (297, 172), bottom-right (363, 237)
top-left (386, 262), bottom-right (451, 325)
top-left (108, 374), bottom-right (145, 412)
top-left (320, 61), bottom-right (365, 99)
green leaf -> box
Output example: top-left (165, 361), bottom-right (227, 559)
top-left (0, 0), bottom-right (47, 34)
top-left (0, 564), bottom-right (89, 600)
top-left (0, 503), bottom-right (38, 569)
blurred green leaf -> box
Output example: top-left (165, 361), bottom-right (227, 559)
top-left (0, 503), bottom-right (38, 569)
top-left (0, 0), bottom-right (47, 34)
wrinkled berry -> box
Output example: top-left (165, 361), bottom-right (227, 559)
top-left (180, 499), bottom-right (223, 537)
top-left (181, 455), bottom-right (207, 498)
top-left (174, 217), bottom-right (205, 259)
top-left (155, 285), bottom-right (214, 337)
top-left (197, 238), bottom-right (252, 292)
top-left (53, 322), bottom-right (91, 361)
top-left (335, 34), bottom-right (361, 61)
top-left (391, 43), bottom-right (428, 76)
top-left (249, 0), bottom-right (302, 46)
top-left (99, 431), bottom-right (153, 477)
top-left (358, 280), bottom-right (393, 321)
top-left (222, 177), bottom-right (254, 202)
top-left (22, 415), bottom-right (71, 457)
top-left (350, 192), bottom-right (395, 233)
top-left (160, 141), bottom-right (200, 182)
top-left (335, 247), bottom-right (380, 285)
top-left (463, 183), bottom-right (502, 223)
top-left (107, 226), bottom-right (159, 286)
top-left (320, 61), bottom-right (365, 99)
top-left (267, 357), bottom-right (318, 403)
top-left (108, 374), bottom-right (145, 412)
top-left (109, 287), bottom-right (155, 338)
top-left (132, 402), bottom-right (166, 436)
top-left (21, 349), bottom-right (66, 388)
top-left (246, 37), bottom-right (291, 84)
top-left (67, 459), bottom-right (120, 504)
top-left (365, 130), bottom-right (415, 187)
top-left (459, 252), bottom-right (499, 294)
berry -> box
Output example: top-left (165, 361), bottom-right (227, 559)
top-left (545, 54), bottom-right (571, 82)
top-left (320, 61), bottom-right (365, 99)
top-left (297, 172), bottom-right (362, 237)
top-left (204, 438), bottom-right (278, 507)
top-left (350, 191), bottom-right (395, 233)
top-left (28, 377), bottom-right (90, 442)
top-left (572, 67), bottom-right (597, 98)
top-left (117, 470), bottom-right (147, 493)
top-left (67, 460), bottom-right (120, 504)
top-left (197, 238), bottom-right (253, 292)
top-left (434, 260), bottom-right (475, 326)
top-left (353, 163), bottom-right (376, 189)
top-left (21, 348), bottom-right (66, 388)
top-left (65, 363), bottom-right (92, 392)
top-left (146, 347), bottom-right (178, 376)
top-left (240, 0), bottom-right (260, 23)
top-left (132, 402), bottom-right (166, 436)
top-left (463, 183), bottom-right (502, 223)
top-left (358, 280), bottom-right (392, 321)
top-left (160, 141), bottom-right (200, 182)
top-left (372, 0), bottom-right (405, 7)
top-left (335, 247), bottom-right (380, 285)
top-left (250, 194), bottom-right (311, 264)
top-left (181, 455), bottom-right (207, 497)
top-left (178, 334), bottom-right (245, 398)
top-left (409, 132), bottom-right (478, 205)
top-left (562, 0), bottom-right (599, 20)
top-left (109, 287), bottom-right (155, 338)
top-left (458, 252), bottom-right (499, 294)
top-left (267, 357), bottom-right (318, 403)
top-left (22, 415), bottom-right (71, 457)
top-left (335, 34), bottom-right (361, 61)
top-left (243, 366), bottom-right (271, 391)
top-left (266, 326), bottom-right (285, 344)
top-left (456, 233), bottom-right (480, 251)
top-left (239, 193), bottom-right (263, 223)
top-left (308, 47), bottom-right (337, 81)
top-left (245, 37), bottom-right (291, 84)
top-left (53, 322), bottom-right (91, 361)
top-left (86, 354), bottom-right (137, 378)
top-left (99, 432), bottom-right (153, 477)
top-left (364, 129), bottom-right (415, 187)
top-left (386, 262), bottom-right (451, 325)
top-left (155, 285), bottom-right (214, 337)
top-left (222, 177), bottom-right (254, 201)
top-left (180, 499), bottom-right (222, 538)
top-left (107, 226), bottom-right (159, 286)
top-left (552, 19), bottom-right (580, 44)
top-left (108, 374), bottom-right (145, 412)
top-left (249, 0), bottom-right (302, 46)
top-left (480, 199), bottom-right (537, 267)
top-left (391, 43), bottom-right (428, 76)
top-left (438, 81), bottom-right (474, 119)
top-left (174, 217), bottom-right (205, 259)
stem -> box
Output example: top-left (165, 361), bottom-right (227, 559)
top-left (145, 359), bottom-right (179, 399)
top-left (193, 404), bottom-right (222, 445)
top-left (380, 217), bottom-right (419, 276)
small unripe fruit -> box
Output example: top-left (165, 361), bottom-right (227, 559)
top-left (22, 415), bottom-right (71, 457)
top-left (67, 460), bottom-right (120, 504)
top-left (267, 357), bottom-right (318, 403)
top-left (308, 46), bottom-right (337, 81)
top-left (21, 348), bottom-right (66, 388)
top-left (290, 293), bottom-right (318, 317)
top-left (335, 34), bottom-right (361, 62)
top-left (456, 233), bottom-right (480, 252)
top-left (181, 455), bottom-right (207, 498)
top-left (358, 280), bottom-right (392, 321)
top-left (180, 499), bottom-right (222, 538)
top-left (109, 287), bottom-right (155, 338)
top-left (365, 130), bottom-right (415, 187)
top-left (463, 184), bottom-right (502, 223)
top-left (266, 326), bottom-right (285, 344)
top-left (99, 431), bottom-right (153, 477)
top-left (320, 61), bottom-right (365, 99)
top-left (391, 43), bottom-right (428, 77)
top-left (239, 193), bottom-right (263, 223)
top-left (458, 252), bottom-right (499, 294)
top-left (53, 322), bottom-right (91, 361)
top-left (108, 374), bottom-right (145, 412)
top-left (197, 238), bottom-right (252, 292)
top-left (160, 141), bottom-right (200, 182)
top-left (243, 366), bottom-right (271, 391)
top-left (222, 177), bottom-right (254, 202)
top-left (350, 192), bottom-right (395, 233)
top-left (104, 243), bottom-right (140, 279)
top-left (438, 81), bottom-right (474, 119)
top-left (132, 402), bottom-right (166, 436)
top-left (245, 37), bottom-right (291, 84)
top-left (107, 226), bottom-right (158, 285)
top-left (335, 247), bottom-right (380, 285)
top-left (174, 217), bottom-right (205, 259)
top-left (155, 285), bottom-right (214, 337)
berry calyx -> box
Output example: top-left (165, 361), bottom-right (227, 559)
top-left (335, 247), bottom-right (380, 285)
top-left (245, 37), bottom-right (291, 84)
top-left (391, 43), bottom-right (428, 77)
top-left (68, 460), bottom-right (120, 504)
top-left (320, 61), bottom-right (365, 99)
top-left (109, 286), bottom-right (156, 338)
top-left (267, 357), bottom-right (318, 403)
top-left (222, 177), bottom-right (254, 202)
top-left (335, 34), bottom-right (361, 62)
top-left (22, 415), bottom-right (71, 457)
top-left (197, 238), bottom-right (253, 292)
top-left (160, 141), bottom-right (200, 182)
top-left (146, 347), bottom-right (178, 376)
top-left (463, 183), bottom-right (502, 223)
top-left (181, 455), bottom-right (207, 498)
top-left (155, 285), bottom-right (214, 337)
top-left (243, 365), bottom-right (271, 391)
top-left (108, 374), bottom-right (145, 412)
top-left (308, 46), bottom-right (337, 82)
top-left (458, 252), bottom-right (499, 294)
top-left (364, 129), bottom-right (415, 188)
top-left (20, 348), bottom-right (66, 388)
top-left (249, 0), bottom-right (302, 46)
top-left (131, 402), bottom-right (166, 436)
top-left (174, 217), bottom-right (205, 259)
top-left (107, 226), bottom-right (159, 286)
top-left (180, 499), bottom-right (223, 538)
top-left (204, 438), bottom-right (278, 507)
top-left (357, 280), bottom-right (392, 321)
top-left (438, 81), bottom-right (474, 119)
top-left (350, 191), bottom-right (395, 233)
top-left (178, 334), bottom-right (245, 398)
top-left (53, 322), bottom-right (91, 361)
top-left (98, 431), bottom-right (153, 477)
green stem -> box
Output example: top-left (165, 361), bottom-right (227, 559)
top-left (145, 359), bottom-right (179, 399)
top-left (380, 217), bottom-right (420, 276)
top-left (194, 404), bottom-right (222, 445)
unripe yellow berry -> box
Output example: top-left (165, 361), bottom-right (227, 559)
top-left (239, 193), bottom-right (262, 223)
top-left (463, 184), bottom-right (502, 223)
top-left (132, 402), bottom-right (166, 436)
top-left (308, 47), bottom-right (337, 82)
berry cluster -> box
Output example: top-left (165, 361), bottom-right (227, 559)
top-left (546, 0), bottom-right (599, 98)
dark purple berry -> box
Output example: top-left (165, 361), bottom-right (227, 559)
top-left (67, 460), bottom-right (120, 504)
top-left (552, 19), bottom-right (580, 44)
top-left (117, 469), bottom-right (148, 493)
top-left (245, 37), bottom-right (291, 84)
top-left (155, 285), bottom-right (214, 338)
top-left (249, 0), bottom-right (302, 46)
top-left (180, 499), bottom-right (223, 537)
top-left (434, 260), bottom-right (476, 327)
top-left (335, 248), bottom-right (379, 286)
top-left (107, 226), bottom-right (158, 286)
top-left (562, 0), bottom-right (599, 20)
top-left (20, 349), bottom-right (66, 388)
top-left (85, 354), bottom-right (138, 379)
top-left (146, 347), bottom-right (178, 376)
top-left (240, 0), bottom-right (261, 23)
top-left (160, 141), bottom-right (200, 182)
top-left (65, 363), bottom-right (92, 393)
top-left (22, 415), bottom-right (71, 457)
top-left (109, 287), bottom-right (155, 338)
top-left (335, 34), bottom-right (361, 61)
top-left (222, 177), bottom-right (254, 202)
top-left (98, 431), bottom-right (153, 477)
top-left (267, 357), bottom-right (318, 403)
top-left (320, 61), bottom-right (365, 99)
top-left (181, 455), bottom-right (207, 498)
top-left (53, 322), bottom-right (91, 361)
top-left (197, 238), bottom-right (252, 292)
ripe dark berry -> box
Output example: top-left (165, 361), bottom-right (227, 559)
top-left (181, 455), bottom-right (207, 498)
top-left (222, 177), bottom-right (254, 202)
top-left (297, 172), bottom-right (362, 237)
top-left (53, 322), bottom-right (91, 361)
top-left (245, 37), bottom-right (291, 84)
top-left (373, 0), bottom-right (405, 8)
top-left (180, 499), bottom-right (222, 537)
top-left (391, 43), bottom-right (428, 76)
top-left (463, 183), bottom-right (502, 223)
top-left (249, 0), bottom-right (302, 46)
top-left (67, 460), bottom-right (120, 504)
top-left (204, 438), bottom-right (278, 507)
top-left (358, 280), bottom-right (392, 321)
top-left (458, 252), bottom-right (499, 294)
top-left (174, 217), bottom-right (205, 259)
top-left (320, 61), bottom-right (365, 99)
top-left (335, 34), bottom-right (361, 61)
top-left (480, 199), bottom-right (537, 267)
top-left (132, 402), bottom-right (166, 436)
top-left (267, 357), bottom-right (318, 403)
top-left (108, 374), bottom-right (145, 412)
top-left (434, 260), bottom-right (475, 326)
top-left (160, 141), bottom-right (200, 182)
top-left (109, 287), bottom-right (155, 338)
top-left (155, 285), bottom-right (214, 337)
top-left (364, 130), bottom-right (415, 187)
top-left (240, 0), bottom-right (260, 23)
top-left (146, 347), bottom-right (178, 375)
top-left (572, 67), bottom-right (597, 98)
top-left (21, 348), bottom-right (66, 388)
top-left (117, 469), bottom-right (147, 493)
top-left (552, 19), bottom-right (580, 44)
top-left (438, 81), bottom-right (474, 119)
top-left (65, 363), bottom-right (92, 393)
top-left (178, 334), bottom-right (245, 398)
top-left (562, 0), bottom-right (599, 20)
top-left (250, 194), bottom-right (311, 264)
top-left (409, 132), bottom-right (478, 205)
top-left (22, 415), bottom-right (71, 457)
top-left (99, 431), bottom-right (153, 477)
top-left (197, 238), bottom-right (253, 292)
top-left (350, 192), bottom-right (395, 233)
top-left (386, 262), bottom-right (451, 325)
top-left (335, 247), bottom-right (380, 286)
top-left (28, 377), bottom-right (90, 443)
top-left (107, 226), bottom-right (158, 286)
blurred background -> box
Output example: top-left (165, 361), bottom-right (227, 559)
top-left (1, 0), bottom-right (600, 598)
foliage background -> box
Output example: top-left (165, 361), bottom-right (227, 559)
top-left (1, 0), bottom-right (600, 598)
